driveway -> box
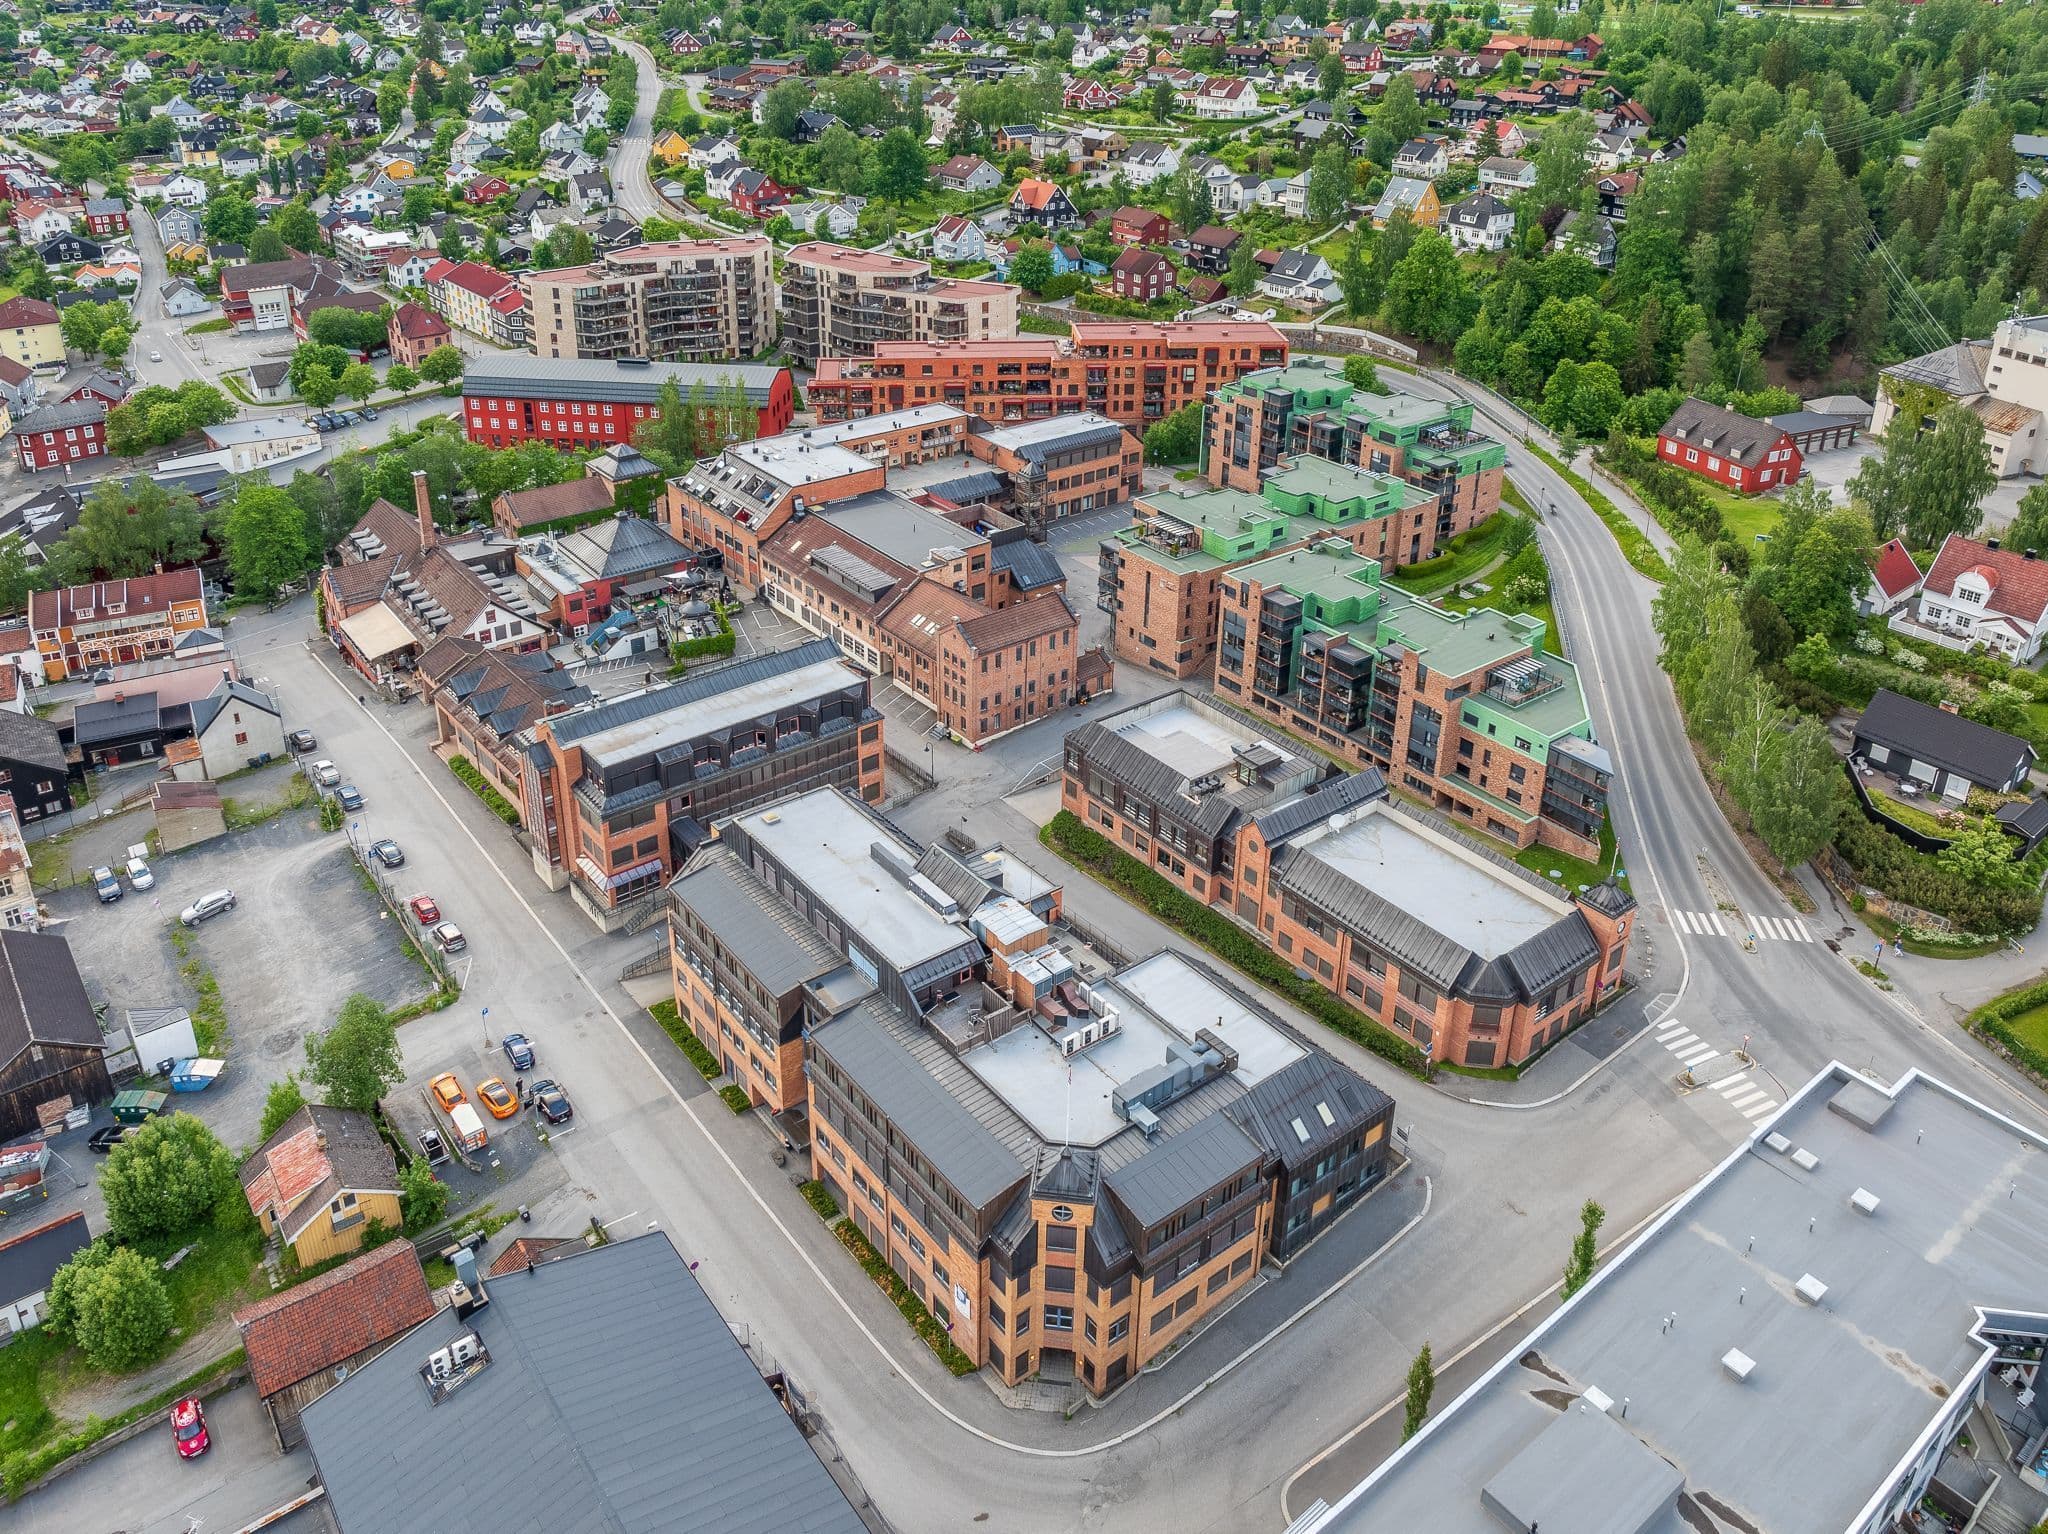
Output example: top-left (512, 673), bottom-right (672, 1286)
top-left (15, 1382), bottom-right (316, 1534)
top-left (45, 812), bottom-right (435, 1151)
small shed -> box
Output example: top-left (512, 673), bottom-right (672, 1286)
top-left (128, 1006), bottom-right (198, 1074)
top-left (153, 779), bottom-right (226, 851)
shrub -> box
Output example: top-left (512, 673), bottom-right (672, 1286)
top-left (799, 1179), bottom-right (841, 1220)
top-left (48, 1243), bottom-right (172, 1371)
top-left (1041, 811), bottom-right (1429, 1077)
top-left (650, 1000), bottom-right (720, 1080)
top-left (719, 1084), bottom-right (754, 1114)
top-left (670, 606), bottom-right (737, 663)
top-left (833, 1218), bottom-right (978, 1375)
top-left (1833, 800), bottom-right (2044, 936)
top-left (99, 1114), bottom-right (236, 1243)
top-left (447, 754), bottom-right (521, 826)
top-left (1968, 979), bottom-right (2048, 1082)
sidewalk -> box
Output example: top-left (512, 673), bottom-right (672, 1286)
top-left (1425, 979), bottom-right (1664, 1108)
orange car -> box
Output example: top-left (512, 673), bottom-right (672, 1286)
top-left (430, 1073), bottom-right (465, 1112)
top-left (477, 1077), bottom-right (518, 1120)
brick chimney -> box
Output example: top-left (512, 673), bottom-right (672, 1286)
top-left (413, 469), bottom-right (434, 551)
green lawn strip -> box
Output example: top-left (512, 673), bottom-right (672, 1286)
top-left (800, 1180), bottom-right (841, 1220)
top-left (1500, 479), bottom-right (1537, 517)
top-left (1864, 786), bottom-right (1957, 842)
top-left (649, 999), bottom-right (721, 1080)
top-left (183, 318), bottom-right (232, 335)
top-left (1040, 811), bottom-right (1428, 1079)
top-left (1966, 978), bottom-right (2048, 1083)
top-left (1521, 445), bottom-right (1669, 583)
top-left (166, 927), bottom-right (229, 1054)
top-left (220, 373), bottom-right (257, 406)
top-left (832, 1219), bottom-right (978, 1376)
top-left (143, 1198), bottom-right (266, 1339)
top-left (1385, 516), bottom-right (1513, 597)
top-left (1859, 907), bottom-right (2006, 959)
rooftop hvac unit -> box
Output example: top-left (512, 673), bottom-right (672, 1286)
top-left (1795, 1273), bottom-right (1828, 1305)
top-left (449, 1333), bottom-right (482, 1369)
top-left (1722, 1348), bottom-right (1756, 1383)
top-left (427, 1344), bottom-right (456, 1380)
top-left (1062, 1034), bottom-right (1079, 1057)
top-left (1850, 1187), bottom-right (1881, 1216)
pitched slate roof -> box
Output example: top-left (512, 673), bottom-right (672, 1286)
top-left (1655, 396), bottom-right (1790, 467)
top-left (233, 1240), bottom-right (437, 1397)
top-left (1882, 339), bottom-right (1991, 399)
top-left (0, 929), bottom-right (102, 1068)
top-left (190, 678), bottom-right (277, 738)
top-left (1104, 1111), bottom-right (1263, 1227)
top-left (0, 1212), bottom-right (90, 1306)
top-left (1853, 689), bottom-right (2036, 788)
top-left (0, 710), bottom-right (66, 774)
top-left (990, 537), bottom-right (1064, 592)
top-left (668, 850), bottom-right (840, 996)
top-left (555, 514), bottom-right (691, 582)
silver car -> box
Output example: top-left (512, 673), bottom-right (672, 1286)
top-left (179, 889), bottom-right (237, 926)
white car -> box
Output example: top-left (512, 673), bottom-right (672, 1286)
top-left (149, 350), bottom-right (162, 361)
top-left (309, 759), bottom-right (340, 786)
top-left (125, 856), bottom-right (154, 890)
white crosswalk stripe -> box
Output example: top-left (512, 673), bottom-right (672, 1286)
top-left (1742, 914), bottom-right (1815, 942)
top-left (1672, 909), bottom-right (1730, 936)
top-left (1742, 1097), bottom-right (1781, 1120)
top-left (1656, 1021), bottom-right (1690, 1039)
top-left (1662, 1031), bottom-right (1699, 1051)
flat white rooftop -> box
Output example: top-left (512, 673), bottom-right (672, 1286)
top-left (785, 404), bottom-right (969, 444)
top-left (1111, 700), bottom-right (1301, 779)
top-left (977, 410), bottom-right (1123, 448)
top-left (573, 655), bottom-right (856, 767)
top-left (727, 435), bottom-right (875, 490)
top-left (1290, 802), bottom-right (1568, 959)
top-left (959, 950), bottom-right (1302, 1146)
top-left (729, 789), bottom-right (971, 974)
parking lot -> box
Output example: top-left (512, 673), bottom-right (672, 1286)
top-left (47, 810), bottom-right (434, 1151)
top-left (382, 1023), bottom-right (569, 1225)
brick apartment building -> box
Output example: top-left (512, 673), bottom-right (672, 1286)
top-left (966, 414), bottom-right (1143, 527)
top-left (29, 569), bottom-right (209, 682)
top-left (1211, 539), bottom-right (1612, 859)
top-left (806, 320), bottom-right (1290, 433)
top-left (1060, 691), bottom-right (1633, 1068)
top-left (1099, 457), bottom-right (1444, 679)
top-left (462, 355), bottom-right (796, 451)
top-left (778, 243), bottom-right (1020, 368)
top-left (10, 399), bottom-right (106, 471)
top-left (526, 237), bottom-right (776, 362)
top-left (416, 636), bottom-right (591, 806)
top-left (386, 300), bottom-right (450, 368)
top-left (519, 638), bottom-right (884, 927)
top-left (1202, 363), bottom-right (1506, 537)
top-left (663, 785), bottom-right (1395, 1394)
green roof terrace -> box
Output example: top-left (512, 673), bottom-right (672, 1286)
top-left (1262, 456), bottom-right (1434, 523)
top-left (1113, 459), bottom-right (1425, 574)
top-left (1210, 360), bottom-right (1358, 412)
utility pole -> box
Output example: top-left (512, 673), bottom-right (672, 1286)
top-left (1969, 70), bottom-right (1991, 108)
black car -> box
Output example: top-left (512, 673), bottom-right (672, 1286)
top-left (531, 1079), bottom-right (572, 1123)
top-left (287, 729), bottom-right (316, 752)
top-left (368, 838), bottom-right (404, 868)
top-left (88, 1124), bottom-right (130, 1153)
top-left (501, 1032), bottom-right (534, 1072)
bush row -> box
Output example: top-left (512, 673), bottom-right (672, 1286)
top-left (649, 1000), bottom-right (721, 1081)
top-left (1042, 811), bottom-right (1429, 1078)
top-left (447, 755), bottom-right (521, 827)
top-left (672, 607), bottom-right (737, 663)
top-left (1832, 801), bottom-right (2043, 937)
top-left (833, 1218), bottom-right (979, 1376)
top-left (1526, 443), bottom-right (1670, 583)
top-left (799, 1179), bottom-right (841, 1221)
top-left (1968, 979), bottom-right (2048, 1083)
top-left (718, 1084), bottom-right (754, 1114)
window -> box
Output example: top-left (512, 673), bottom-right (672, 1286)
top-left (1044, 1304), bottom-right (1074, 1331)
top-left (1107, 1316), bottom-right (1129, 1343)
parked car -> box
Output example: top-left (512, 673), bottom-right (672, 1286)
top-left (149, 349), bottom-right (163, 363)
top-left (368, 838), bottom-right (404, 868)
top-left (408, 894), bottom-right (441, 924)
top-left (125, 855), bottom-right (154, 890)
top-left (360, 405), bottom-right (378, 420)
top-left (170, 1396), bottom-right (209, 1458)
top-left (179, 889), bottom-right (237, 926)
top-left (309, 759), bottom-right (340, 786)
top-left (339, 410), bottom-right (361, 426)
top-left (477, 1077), bottom-right (517, 1119)
top-left (88, 1124), bottom-right (132, 1153)
top-left (429, 1072), bottom-right (466, 1111)
top-left (336, 784), bottom-right (364, 811)
top-left (531, 1079), bottom-right (573, 1123)
top-left (92, 866), bottom-right (122, 903)
top-left (287, 729), bottom-right (316, 752)
top-left (501, 1033), bottom-right (535, 1072)
top-left (431, 921), bottom-right (466, 954)
top-left (415, 1127), bottom-right (449, 1166)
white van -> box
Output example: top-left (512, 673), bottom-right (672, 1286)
top-left (448, 1101), bottom-right (488, 1152)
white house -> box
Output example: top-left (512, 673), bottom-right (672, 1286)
top-left (704, 160), bottom-right (748, 202)
top-left (201, 417), bottom-right (320, 473)
top-left (1909, 534), bottom-right (2048, 662)
top-left (13, 205), bottom-right (73, 244)
top-left (1477, 155), bottom-right (1536, 193)
top-left (121, 59), bottom-right (152, 84)
top-left (0, 1212), bottom-right (88, 1336)
top-left (467, 106), bottom-right (512, 143)
top-left (1258, 249), bottom-right (1340, 306)
top-left (1444, 190), bottom-right (1514, 252)
top-left (161, 173), bottom-right (209, 206)
top-left (688, 134), bottom-right (741, 172)
top-left (1392, 136), bottom-right (1450, 180)
top-left (539, 119), bottom-right (587, 157)
top-left (1120, 140), bottom-right (1181, 188)
top-left (190, 677), bottom-right (284, 777)
top-left (1189, 77), bottom-right (1261, 119)
top-left (1858, 538), bottom-right (1926, 619)
top-left (781, 200), bottom-right (858, 240)
top-left (570, 84), bottom-right (610, 130)
top-left (931, 213), bottom-right (986, 263)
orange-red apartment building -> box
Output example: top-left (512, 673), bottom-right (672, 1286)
top-left (1061, 690), bottom-right (1633, 1070)
top-left (806, 320), bottom-right (1291, 433)
top-left (666, 785), bottom-right (1396, 1395)
top-left (518, 638), bottom-right (884, 928)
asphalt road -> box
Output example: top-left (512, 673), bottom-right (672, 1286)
top-left (608, 34), bottom-right (668, 223)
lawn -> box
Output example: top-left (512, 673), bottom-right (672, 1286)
top-left (1865, 785), bottom-right (1957, 841)
top-left (1999, 999), bottom-right (2048, 1058)
top-left (1386, 515), bottom-right (1515, 597)
top-left (1714, 483), bottom-right (1783, 546)
top-left (1508, 813), bottom-right (1619, 896)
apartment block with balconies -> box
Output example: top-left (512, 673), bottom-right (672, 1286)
top-left (526, 237), bottom-right (776, 362)
top-left (778, 243), bottom-right (1019, 368)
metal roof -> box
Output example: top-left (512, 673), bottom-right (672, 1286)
top-left (1853, 688), bottom-right (2035, 788)
top-left (1253, 769), bottom-right (1388, 846)
top-left (299, 1233), bottom-right (865, 1534)
top-left (669, 851), bottom-right (841, 997)
top-left (1223, 1052), bottom-right (1393, 1168)
top-left (811, 999), bottom-right (1030, 1209)
top-left (1104, 1111), bottom-right (1264, 1229)
top-left (0, 1212), bottom-right (90, 1308)
top-left (990, 537), bottom-right (1064, 591)
top-left (548, 638), bottom-right (848, 747)
top-left (463, 356), bottom-right (785, 407)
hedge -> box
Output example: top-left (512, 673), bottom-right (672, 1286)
top-left (1832, 800), bottom-right (2043, 936)
top-left (672, 606), bottom-right (736, 663)
top-left (1524, 443), bottom-right (1669, 583)
top-left (833, 1218), bottom-right (979, 1375)
top-left (1041, 811), bottom-right (1429, 1078)
top-left (718, 1083), bottom-right (753, 1114)
top-left (1967, 979), bottom-right (2048, 1084)
top-left (448, 754), bottom-right (521, 826)
top-left (649, 1000), bottom-right (721, 1081)
top-left (800, 1179), bottom-right (841, 1221)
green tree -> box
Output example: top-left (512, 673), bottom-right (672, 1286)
top-left (1306, 141), bottom-right (1351, 224)
top-left (418, 344), bottom-right (464, 385)
top-left (273, 201), bottom-right (322, 255)
top-left (259, 1074), bottom-right (307, 1142)
top-left (1338, 224), bottom-right (1375, 317)
top-left (225, 480), bottom-right (313, 599)
top-left (2002, 482), bottom-right (2048, 556)
top-left (0, 538), bottom-right (51, 616)
top-left (1228, 234), bottom-right (1260, 298)
top-left (60, 299), bottom-right (125, 357)
top-left (299, 364), bottom-right (339, 409)
top-left (247, 226), bottom-right (287, 264)
top-left (1375, 72), bottom-right (1423, 148)
top-left (1746, 716), bottom-right (1839, 867)
top-left (1652, 538), bottom-right (1736, 674)
top-left (1530, 110), bottom-right (1595, 210)
top-left (203, 191), bottom-right (258, 244)
top-left (400, 1155), bottom-right (451, 1232)
top-left (1383, 231), bottom-right (1473, 346)
top-left (47, 1243), bottom-right (172, 1371)
top-left (1342, 354), bottom-right (1383, 394)
top-left (305, 994), bottom-right (404, 1114)
top-left (1678, 591), bottom-right (1756, 751)
top-left (870, 127), bottom-right (929, 201)
top-left (814, 124), bottom-right (866, 193)
top-left (759, 78), bottom-right (810, 142)
top-left (1721, 674), bottom-right (1791, 812)
top-left (338, 362), bottom-right (377, 403)
top-left (308, 306), bottom-right (392, 353)
top-left (1940, 818), bottom-right (2026, 889)
top-left (100, 1113), bottom-right (237, 1243)
top-left (1009, 242), bottom-right (1055, 294)
top-left (1901, 405), bottom-right (1995, 550)
top-left (98, 325), bottom-right (132, 362)
top-left (386, 362), bottom-right (419, 394)
top-left (1318, 52), bottom-right (1347, 105)
top-left (1560, 1197), bottom-right (1605, 1299)
top-left (1142, 400), bottom-right (1204, 465)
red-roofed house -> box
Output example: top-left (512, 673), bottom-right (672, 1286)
top-left (1913, 534), bottom-right (2048, 662)
top-left (422, 258), bottom-right (523, 344)
top-left (1011, 177), bottom-right (1079, 227)
top-left (462, 173), bottom-right (511, 205)
top-left (1111, 247), bottom-right (1175, 302)
top-left (232, 1240), bottom-right (436, 1450)
top-left (388, 300), bottom-right (451, 368)
top-left (238, 1103), bottom-right (402, 1267)
top-left (1859, 538), bottom-right (1925, 618)
top-left (1064, 77), bottom-right (1118, 112)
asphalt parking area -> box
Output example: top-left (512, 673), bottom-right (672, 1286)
top-left (728, 598), bottom-right (802, 660)
top-left (384, 1037), bottom-right (567, 1223)
top-left (46, 814), bottom-right (432, 1150)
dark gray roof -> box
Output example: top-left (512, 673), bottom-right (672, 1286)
top-left (299, 1232), bottom-right (865, 1534)
top-left (912, 843), bottom-right (995, 915)
top-left (1766, 410), bottom-right (1856, 436)
top-left (0, 929), bottom-right (103, 1067)
top-left (1882, 339), bottom-right (1988, 398)
top-left (191, 678), bottom-right (277, 739)
top-left (549, 639), bottom-right (848, 747)
top-left (1854, 688), bottom-right (2035, 787)
top-left (556, 514), bottom-right (692, 581)
top-left (462, 356), bottom-right (784, 407)
top-left (1225, 1052), bottom-right (1392, 1167)
top-left (11, 399), bottom-right (105, 437)
top-left (71, 691), bottom-right (162, 746)
top-left (0, 709), bottom-right (65, 773)
top-left (810, 999), bottom-right (1029, 1209)
top-left (1654, 396), bottom-right (1787, 467)
top-left (1253, 768), bottom-right (1388, 846)
top-left (917, 469), bottom-right (1007, 506)
top-left (1995, 797), bottom-right (2048, 842)
top-left (1104, 1111), bottom-right (1263, 1229)
top-left (990, 537), bottom-right (1064, 591)
top-left (988, 417), bottom-right (1127, 468)
top-left (0, 1212), bottom-right (90, 1305)
top-left (669, 850), bottom-right (840, 996)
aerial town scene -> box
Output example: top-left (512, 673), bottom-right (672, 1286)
top-left (0, 0), bottom-right (2044, 1529)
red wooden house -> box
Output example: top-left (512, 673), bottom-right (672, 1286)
top-left (1655, 397), bottom-right (1802, 494)
top-left (1109, 205), bottom-right (1170, 246)
top-left (1064, 78), bottom-right (1118, 112)
top-left (463, 174), bottom-right (511, 205)
top-left (1110, 248), bottom-right (1175, 302)
top-left (728, 168), bottom-right (791, 219)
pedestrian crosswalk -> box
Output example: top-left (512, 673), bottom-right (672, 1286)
top-left (1670, 909), bottom-right (1813, 943)
top-left (1653, 1019), bottom-right (1782, 1123)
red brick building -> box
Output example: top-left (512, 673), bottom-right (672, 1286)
top-left (387, 301), bottom-right (451, 369)
top-left (463, 355), bottom-right (796, 452)
top-left (1655, 396), bottom-right (1803, 494)
top-left (10, 400), bottom-right (106, 470)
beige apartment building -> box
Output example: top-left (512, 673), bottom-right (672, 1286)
top-left (526, 237), bottom-right (776, 362)
top-left (779, 243), bottom-right (1018, 368)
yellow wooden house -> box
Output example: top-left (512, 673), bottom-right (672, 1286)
top-left (239, 1104), bottom-right (404, 1267)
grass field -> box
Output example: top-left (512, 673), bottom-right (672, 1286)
top-left (1999, 999), bottom-right (2048, 1057)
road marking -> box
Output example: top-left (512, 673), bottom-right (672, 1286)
top-left (1655, 1020), bottom-right (1689, 1039)
top-left (1742, 1098), bottom-right (1781, 1120)
top-left (1723, 1086), bottom-right (1769, 1109)
top-left (1676, 1044), bottom-right (1717, 1066)
top-left (1662, 1030), bottom-right (1698, 1051)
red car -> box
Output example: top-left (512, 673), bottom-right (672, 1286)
top-left (408, 894), bottom-right (441, 924)
top-left (171, 1396), bottom-right (209, 1458)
